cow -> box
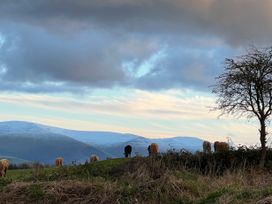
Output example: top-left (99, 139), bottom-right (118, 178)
top-left (90, 154), bottom-right (99, 163)
top-left (124, 145), bottom-right (132, 158)
top-left (150, 143), bottom-right (159, 154)
top-left (203, 141), bottom-right (212, 153)
top-left (214, 141), bottom-right (229, 152)
top-left (0, 159), bottom-right (9, 177)
top-left (148, 145), bottom-right (151, 156)
top-left (214, 141), bottom-right (219, 152)
top-left (55, 157), bottom-right (63, 167)
top-left (0, 162), bottom-right (4, 177)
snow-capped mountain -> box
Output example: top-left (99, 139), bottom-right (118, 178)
top-left (39, 126), bottom-right (142, 146)
top-left (0, 121), bottom-right (111, 164)
top-left (0, 121), bottom-right (205, 163)
top-left (0, 121), bottom-right (141, 145)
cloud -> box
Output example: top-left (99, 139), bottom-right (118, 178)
top-left (0, 24), bottom-right (125, 86)
top-left (1, 0), bottom-right (272, 45)
top-left (0, 89), bottom-right (261, 144)
top-left (0, 88), bottom-right (225, 122)
top-left (0, 0), bottom-right (271, 92)
top-left (134, 43), bottom-right (233, 91)
top-left (0, 23), bottom-right (162, 92)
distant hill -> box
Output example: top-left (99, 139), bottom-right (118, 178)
top-left (0, 121), bottom-right (205, 161)
top-left (35, 121), bottom-right (204, 155)
top-left (100, 136), bottom-right (204, 157)
top-left (42, 126), bottom-right (142, 147)
top-left (0, 121), bottom-right (110, 164)
top-left (0, 155), bottom-right (31, 164)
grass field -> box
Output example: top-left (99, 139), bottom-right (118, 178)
top-left (1, 155), bottom-right (272, 203)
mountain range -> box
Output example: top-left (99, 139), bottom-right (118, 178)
top-left (0, 121), bottom-right (205, 164)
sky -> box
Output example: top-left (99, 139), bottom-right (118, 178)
top-left (0, 0), bottom-right (272, 145)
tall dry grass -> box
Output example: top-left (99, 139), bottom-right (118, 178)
top-left (2, 149), bottom-right (272, 203)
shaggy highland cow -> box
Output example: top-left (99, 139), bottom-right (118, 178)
top-left (0, 162), bottom-right (4, 177)
top-left (203, 141), bottom-right (212, 153)
top-left (55, 157), bottom-right (63, 167)
top-left (0, 159), bottom-right (9, 177)
top-left (124, 145), bottom-right (132, 158)
top-left (214, 141), bottom-right (219, 152)
top-left (214, 141), bottom-right (229, 152)
top-left (150, 143), bottom-right (159, 154)
top-left (90, 154), bottom-right (99, 163)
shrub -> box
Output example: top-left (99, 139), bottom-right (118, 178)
top-left (141, 147), bottom-right (272, 176)
top-left (27, 184), bottom-right (45, 201)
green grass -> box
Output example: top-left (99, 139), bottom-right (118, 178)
top-left (0, 177), bottom-right (12, 190)
top-left (6, 157), bottom-right (130, 182)
top-left (7, 167), bottom-right (58, 181)
top-left (7, 168), bottom-right (32, 180)
top-left (81, 157), bottom-right (130, 176)
top-left (198, 188), bottom-right (231, 204)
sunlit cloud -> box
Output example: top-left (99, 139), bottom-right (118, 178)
top-left (0, 89), bottom-right (263, 145)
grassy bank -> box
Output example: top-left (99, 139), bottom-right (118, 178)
top-left (1, 154), bottom-right (272, 203)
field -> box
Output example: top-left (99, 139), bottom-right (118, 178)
top-left (1, 153), bottom-right (272, 204)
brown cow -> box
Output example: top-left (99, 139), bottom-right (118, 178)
top-left (55, 157), bottom-right (64, 167)
top-left (214, 141), bottom-right (219, 152)
top-left (0, 159), bottom-right (9, 177)
top-left (150, 143), bottom-right (159, 154)
top-left (214, 141), bottom-right (229, 152)
top-left (0, 162), bottom-right (4, 177)
top-left (90, 154), bottom-right (99, 163)
top-left (203, 141), bottom-right (211, 153)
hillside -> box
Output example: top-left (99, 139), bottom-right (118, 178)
top-left (0, 133), bottom-right (110, 164)
top-left (42, 126), bottom-right (142, 147)
top-left (0, 156), bottom-right (31, 164)
top-left (41, 122), bottom-right (205, 154)
top-left (1, 153), bottom-right (272, 204)
top-left (100, 136), bottom-right (204, 157)
top-left (0, 121), bottom-right (206, 162)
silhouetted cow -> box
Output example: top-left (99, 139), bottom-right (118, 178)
top-left (124, 145), bottom-right (132, 158)
top-left (148, 145), bottom-right (151, 156)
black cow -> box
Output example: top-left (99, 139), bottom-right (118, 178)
top-left (147, 145), bottom-right (151, 156)
top-left (124, 145), bottom-right (132, 158)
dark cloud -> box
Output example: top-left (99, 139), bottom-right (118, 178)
top-left (0, 24), bottom-right (124, 85)
top-left (135, 45), bottom-right (233, 91)
top-left (1, 0), bottom-right (272, 45)
top-left (0, 0), bottom-right (271, 92)
top-left (0, 23), bottom-right (160, 92)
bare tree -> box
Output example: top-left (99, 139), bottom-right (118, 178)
top-left (212, 47), bottom-right (272, 168)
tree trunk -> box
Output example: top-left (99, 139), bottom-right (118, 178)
top-left (259, 118), bottom-right (267, 168)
